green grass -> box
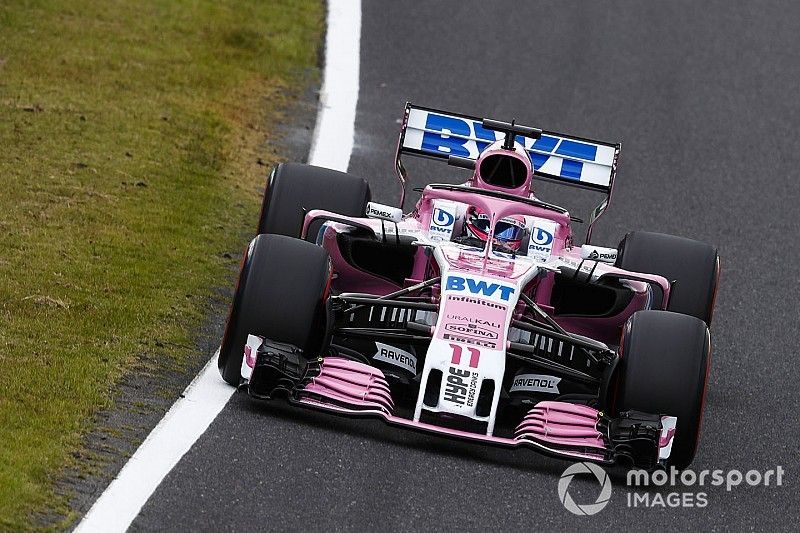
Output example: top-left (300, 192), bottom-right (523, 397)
top-left (0, 1), bottom-right (323, 529)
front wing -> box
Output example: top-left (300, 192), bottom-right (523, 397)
top-left (241, 336), bottom-right (676, 471)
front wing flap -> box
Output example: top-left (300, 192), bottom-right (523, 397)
top-left (241, 337), bottom-right (676, 470)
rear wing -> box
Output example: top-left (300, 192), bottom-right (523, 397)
top-left (394, 103), bottom-right (621, 242)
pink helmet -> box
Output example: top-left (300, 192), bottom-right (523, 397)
top-left (464, 206), bottom-right (526, 251)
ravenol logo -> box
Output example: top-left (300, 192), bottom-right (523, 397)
top-left (420, 112), bottom-right (598, 180)
top-left (445, 275), bottom-right (515, 302)
top-left (432, 207), bottom-right (455, 227)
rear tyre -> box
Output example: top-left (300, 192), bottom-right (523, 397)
top-left (615, 231), bottom-right (719, 325)
top-left (613, 310), bottom-right (710, 469)
top-left (257, 162), bottom-right (371, 238)
top-left (218, 234), bottom-right (332, 386)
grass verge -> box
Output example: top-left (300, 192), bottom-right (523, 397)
top-left (0, 1), bottom-right (323, 529)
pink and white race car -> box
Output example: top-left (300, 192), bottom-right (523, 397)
top-left (218, 104), bottom-right (720, 470)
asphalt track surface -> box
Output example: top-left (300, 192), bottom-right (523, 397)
top-left (132, 2), bottom-right (799, 530)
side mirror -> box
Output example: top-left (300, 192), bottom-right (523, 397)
top-left (366, 202), bottom-right (403, 223)
top-left (581, 245), bottom-right (618, 263)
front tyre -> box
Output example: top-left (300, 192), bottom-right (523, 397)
top-left (218, 234), bottom-right (332, 386)
top-left (613, 310), bottom-right (711, 469)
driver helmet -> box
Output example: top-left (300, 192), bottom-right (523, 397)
top-left (464, 206), bottom-right (526, 251)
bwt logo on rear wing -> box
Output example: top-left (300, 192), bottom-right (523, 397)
top-left (398, 103), bottom-right (620, 193)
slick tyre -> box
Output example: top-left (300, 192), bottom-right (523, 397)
top-left (257, 162), bottom-right (371, 239)
top-left (613, 310), bottom-right (711, 469)
top-left (615, 231), bottom-right (719, 325)
top-left (218, 234), bottom-right (332, 386)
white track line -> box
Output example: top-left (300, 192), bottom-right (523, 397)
top-left (75, 1), bottom-right (361, 531)
top-left (308, 0), bottom-right (361, 171)
top-left (75, 353), bottom-right (233, 532)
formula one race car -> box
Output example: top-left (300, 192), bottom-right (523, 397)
top-left (218, 104), bottom-right (719, 470)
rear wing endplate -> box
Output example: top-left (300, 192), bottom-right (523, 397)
top-left (394, 103), bottom-right (621, 242)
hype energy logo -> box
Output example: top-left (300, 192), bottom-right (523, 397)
top-left (418, 112), bottom-right (598, 181)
